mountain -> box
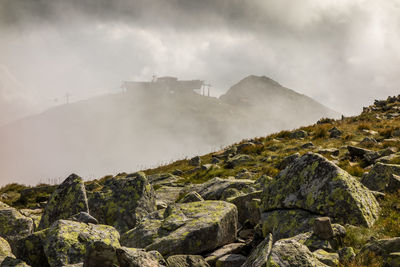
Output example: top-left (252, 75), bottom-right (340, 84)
top-left (0, 94), bottom-right (399, 266)
top-left (0, 75), bottom-right (338, 185)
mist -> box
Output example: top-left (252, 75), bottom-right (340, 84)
top-left (1, 0), bottom-right (400, 185)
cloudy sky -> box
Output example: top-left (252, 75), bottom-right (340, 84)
top-left (1, 0), bottom-right (400, 124)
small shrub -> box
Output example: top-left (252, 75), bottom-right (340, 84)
top-left (313, 126), bottom-right (329, 139)
top-left (317, 117), bottom-right (335, 124)
top-left (275, 130), bottom-right (291, 139)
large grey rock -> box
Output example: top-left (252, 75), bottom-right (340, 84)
top-left (228, 191), bottom-right (261, 226)
top-left (0, 257), bottom-right (30, 267)
top-left (70, 212), bottom-right (98, 224)
top-left (121, 201), bottom-right (238, 257)
top-left (261, 153), bottom-right (380, 227)
top-left (167, 255), bottom-right (209, 267)
top-left (241, 234), bottom-right (273, 267)
top-left (347, 146), bottom-right (379, 164)
top-left (116, 247), bottom-right (166, 267)
top-left (0, 202), bottom-right (34, 250)
top-left (276, 153), bottom-right (300, 170)
top-left (155, 186), bottom-right (183, 205)
top-left (358, 237), bottom-right (400, 263)
top-left (14, 229), bottom-right (49, 267)
top-left (0, 237), bottom-right (14, 265)
top-left (83, 241), bottom-right (118, 267)
top-left (194, 177), bottom-right (255, 201)
top-left (43, 220), bottom-right (120, 267)
top-left (215, 254), bottom-right (246, 267)
top-left (312, 249), bottom-right (339, 266)
top-left (38, 174), bottom-right (89, 230)
top-left (361, 163), bottom-right (400, 192)
top-left (178, 192), bottom-right (204, 204)
top-left (88, 172), bottom-right (156, 233)
top-left (205, 243), bottom-right (245, 267)
top-left (290, 130), bottom-right (308, 139)
top-left (225, 154), bottom-right (253, 168)
top-left (268, 238), bottom-right (328, 266)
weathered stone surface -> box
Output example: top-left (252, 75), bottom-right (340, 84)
top-left (268, 238), bottom-right (327, 266)
top-left (215, 254), bottom-right (246, 267)
top-left (43, 220), bottom-right (120, 267)
top-left (347, 146), bottom-right (379, 164)
top-left (241, 234), bottom-right (273, 267)
top-left (38, 174), bottom-right (89, 230)
top-left (329, 127), bottom-right (342, 138)
top-left (0, 202), bottom-right (34, 250)
top-left (189, 156), bottom-right (201, 167)
top-left (70, 212), bottom-right (98, 224)
top-left (88, 172), bottom-right (156, 233)
top-left (312, 249), bottom-right (339, 266)
top-left (19, 210), bottom-right (42, 231)
top-left (121, 201), bottom-right (238, 257)
top-left (116, 247), bottom-right (166, 267)
top-left (179, 192), bottom-right (204, 204)
top-left (225, 154), bottom-right (253, 169)
top-left (0, 257), bottom-right (30, 267)
top-left (155, 186), bottom-right (183, 205)
top-left (313, 217), bottom-right (334, 240)
top-left (261, 209), bottom-right (317, 240)
top-left (0, 237), bottom-right (14, 265)
top-left (147, 173), bottom-right (181, 187)
top-left (276, 153), bottom-right (300, 170)
top-left (15, 229), bottom-right (49, 267)
top-left (228, 191), bottom-right (261, 225)
top-left (290, 130), bottom-right (308, 139)
top-left (205, 243), bottom-right (245, 267)
top-left (361, 163), bottom-right (400, 192)
top-left (385, 252), bottom-right (400, 267)
top-left (261, 153), bottom-right (380, 227)
top-left (388, 174), bottom-right (400, 193)
top-left (83, 241), bottom-right (118, 267)
top-left (338, 247), bottom-right (355, 264)
top-left (167, 255), bottom-right (209, 267)
top-left (194, 177), bottom-right (255, 201)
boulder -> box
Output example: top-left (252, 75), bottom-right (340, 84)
top-left (290, 130), bottom-right (308, 139)
top-left (225, 155), bottom-right (253, 169)
top-left (241, 234), bottom-right (273, 267)
top-left (178, 192), bottom-right (204, 204)
top-left (358, 237), bottom-right (400, 264)
top-left (312, 249), bottom-right (339, 266)
top-left (385, 252), bottom-right (400, 267)
top-left (0, 202), bottom-right (34, 250)
top-left (0, 257), bottom-right (30, 267)
top-left (0, 237), bottom-right (14, 265)
top-left (38, 174), bottom-right (89, 230)
top-left (83, 241), bottom-right (119, 267)
top-left (167, 255), bottom-right (209, 267)
top-left (43, 220), bottom-right (120, 267)
top-left (116, 247), bottom-right (166, 267)
top-left (228, 191), bottom-right (261, 225)
top-left (347, 146), bottom-right (379, 164)
top-left (313, 217), bottom-right (334, 240)
top-left (194, 177), bottom-right (255, 201)
top-left (387, 174), bottom-right (400, 193)
top-left (189, 156), bottom-right (201, 167)
top-left (121, 201), bottom-right (238, 257)
top-left (237, 142), bottom-right (256, 153)
top-left (70, 212), bottom-right (98, 224)
top-left (276, 153), bottom-right (300, 170)
top-left (88, 172), bottom-right (156, 233)
top-left (215, 254), bottom-right (246, 267)
top-left (301, 142), bottom-right (315, 149)
top-left (205, 243), bottom-right (245, 266)
top-left (361, 163), bottom-right (400, 192)
top-left (268, 238), bottom-right (327, 266)
top-left (338, 247), bottom-right (355, 264)
top-left (261, 153), bottom-right (380, 227)
top-left (14, 229), bottom-right (49, 267)
top-left (329, 127), bottom-right (342, 138)
top-left (147, 173), bottom-right (181, 187)
top-left (155, 186), bottom-right (183, 205)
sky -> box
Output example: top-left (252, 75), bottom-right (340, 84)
top-left (1, 0), bottom-right (400, 125)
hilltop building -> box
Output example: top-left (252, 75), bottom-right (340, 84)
top-left (122, 76), bottom-right (208, 95)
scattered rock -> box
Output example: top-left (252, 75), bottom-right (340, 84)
top-left (178, 192), bottom-right (204, 204)
top-left (0, 237), bottom-right (14, 265)
top-left (329, 127), bottom-right (342, 138)
top-left (116, 247), bottom-right (166, 267)
top-left (313, 249), bottom-right (339, 266)
top-left (338, 247), bottom-right (355, 264)
top-left (155, 186), bottom-right (183, 205)
top-left (385, 252), bottom-right (400, 267)
top-left (70, 212), bottom-right (98, 224)
top-left (241, 234), bottom-right (273, 267)
top-left (261, 153), bottom-right (380, 227)
top-left (228, 191), bottom-right (261, 225)
top-left (15, 229), bottom-right (49, 267)
top-left (361, 163), bottom-right (400, 192)
top-left (215, 254), bottom-right (246, 267)
top-left (121, 201), bottom-right (238, 257)
top-left (276, 153), bottom-right (300, 170)
top-left (88, 172), bottom-right (156, 233)
top-left (38, 174), bottom-right (89, 230)
top-left (313, 217), bottom-right (334, 240)
top-left (189, 156), bottom-right (201, 167)
top-left (302, 142), bottom-right (315, 149)
top-left (387, 174), bottom-right (400, 193)
top-left (0, 202), bottom-right (34, 250)
top-left (84, 241), bottom-right (119, 267)
top-left (318, 149), bottom-right (339, 157)
top-left (360, 137), bottom-right (377, 145)
top-left (0, 257), bottom-right (30, 267)
top-left (205, 243), bottom-right (245, 267)
top-left (225, 154), bottom-right (253, 168)
top-left (291, 130), bottom-right (308, 139)
top-left (347, 146), bottom-right (380, 164)
top-left (167, 255), bottom-right (209, 267)
top-left (235, 169), bottom-right (253, 180)
top-left (194, 177), bottom-right (255, 201)
top-left (358, 237), bottom-right (400, 263)
top-left (44, 220), bottom-right (120, 267)
top-left (147, 173), bottom-right (181, 187)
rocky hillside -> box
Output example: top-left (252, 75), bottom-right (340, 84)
top-left (0, 95), bottom-right (399, 266)
top-left (0, 75), bottom-right (338, 185)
